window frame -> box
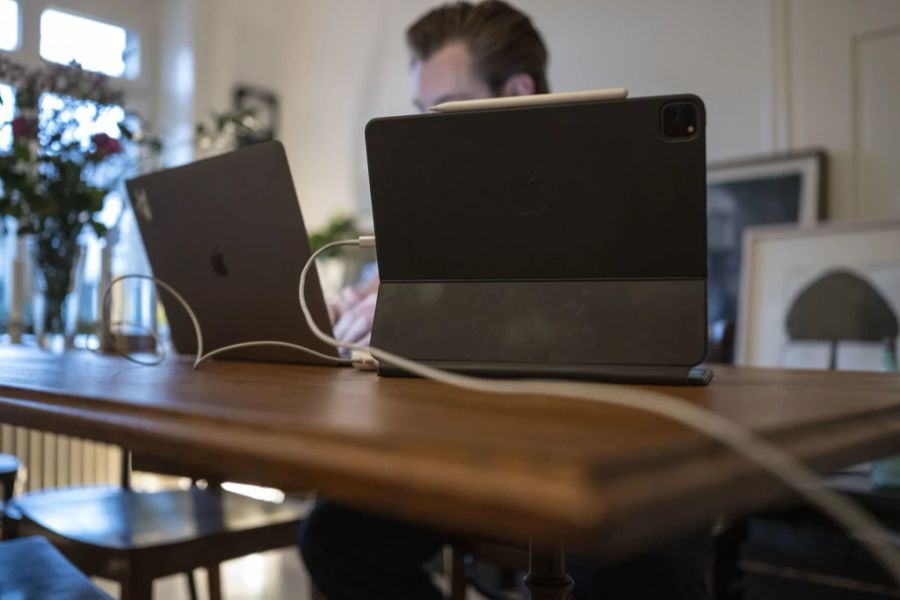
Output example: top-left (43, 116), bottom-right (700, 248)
top-left (0, 0), bottom-right (21, 53)
top-left (38, 7), bottom-right (139, 80)
top-left (1, 0), bottom-right (158, 123)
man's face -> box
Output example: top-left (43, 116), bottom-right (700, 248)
top-left (411, 41), bottom-right (493, 112)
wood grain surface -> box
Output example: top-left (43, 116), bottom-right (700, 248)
top-left (1, 346), bottom-right (899, 559)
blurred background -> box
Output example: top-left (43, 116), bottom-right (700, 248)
top-left (4, 0), bottom-right (899, 229)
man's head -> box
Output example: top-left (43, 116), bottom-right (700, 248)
top-left (407, 0), bottom-right (549, 111)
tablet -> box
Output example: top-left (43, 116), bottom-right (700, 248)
top-left (366, 94), bottom-right (711, 384)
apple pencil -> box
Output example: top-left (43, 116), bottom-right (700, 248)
top-left (429, 88), bottom-right (628, 113)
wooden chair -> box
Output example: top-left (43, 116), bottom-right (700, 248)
top-left (738, 471), bottom-right (900, 599)
top-left (0, 453), bottom-right (19, 540)
top-left (0, 535), bottom-right (111, 599)
top-left (10, 450), bottom-right (309, 600)
top-left (716, 271), bottom-right (900, 598)
top-left (448, 539), bottom-right (529, 600)
top-left (0, 453), bottom-right (17, 504)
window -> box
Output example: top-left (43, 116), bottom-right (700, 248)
top-left (39, 9), bottom-right (139, 79)
top-left (0, 83), bottom-right (13, 152)
top-left (0, 0), bottom-right (17, 51)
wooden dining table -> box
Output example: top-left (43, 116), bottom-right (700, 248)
top-left (1, 345), bottom-right (900, 598)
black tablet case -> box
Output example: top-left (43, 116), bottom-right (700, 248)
top-left (365, 95), bottom-right (711, 384)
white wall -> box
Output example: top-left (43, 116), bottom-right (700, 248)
top-left (777, 0), bottom-right (900, 219)
top-left (173, 1), bottom-right (779, 230)
top-left (156, 0), bottom-right (194, 166)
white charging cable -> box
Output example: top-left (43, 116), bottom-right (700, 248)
top-left (100, 274), bottom-right (351, 369)
top-left (301, 238), bottom-right (900, 586)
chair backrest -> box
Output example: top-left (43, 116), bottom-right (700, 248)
top-left (785, 269), bottom-right (898, 370)
top-left (0, 537), bottom-right (112, 599)
top-left (0, 453), bottom-right (19, 503)
top-left (129, 452), bottom-right (225, 486)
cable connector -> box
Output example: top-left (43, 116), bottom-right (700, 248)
top-left (350, 349), bottom-right (379, 371)
top-left (358, 235), bottom-right (376, 248)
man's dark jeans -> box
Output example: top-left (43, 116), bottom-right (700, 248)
top-left (299, 500), bottom-right (710, 600)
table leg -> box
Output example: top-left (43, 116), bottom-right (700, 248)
top-left (524, 541), bottom-right (574, 600)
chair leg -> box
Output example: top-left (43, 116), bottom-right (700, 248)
top-left (120, 569), bottom-right (153, 600)
top-left (0, 507), bottom-right (19, 541)
top-left (207, 563), bottom-right (222, 600)
top-left (185, 570), bottom-right (199, 600)
top-left (449, 545), bottom-right (468, 600)
top-left (1, 471), bottom-right (16, 503)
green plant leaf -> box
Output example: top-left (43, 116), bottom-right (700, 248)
top-left (13, 142), bottom-right (30, 161)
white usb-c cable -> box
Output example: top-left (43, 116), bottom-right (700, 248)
top-left (100, 274), bottom-right (350, 368)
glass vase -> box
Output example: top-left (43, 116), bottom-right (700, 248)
top-left (28, 235), bottom-right (86, 353)
top-left (96, 210), bottom-right (159, 355)
top-left (1, 222), bottom-right (31, 343)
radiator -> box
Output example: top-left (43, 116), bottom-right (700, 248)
top-left (0, 424), bottom-right (121, 492)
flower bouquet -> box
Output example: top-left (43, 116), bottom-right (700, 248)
top-left (0, 56), bottom-right (152, 349)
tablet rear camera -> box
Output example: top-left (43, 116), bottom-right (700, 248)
top-left (661, 102), bottom-right (699, 140)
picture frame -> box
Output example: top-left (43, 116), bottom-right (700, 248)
top-left (735, 219), bottom-right (900, 370)
top-left (706, 150), bottom-right (827, 362)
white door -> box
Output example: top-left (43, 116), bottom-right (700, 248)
top-left (775, 0), bottom-right (900, 220)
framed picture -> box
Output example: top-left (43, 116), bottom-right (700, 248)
top-left (706, 150), bottom-right (827, 362)
top-left (736, 220), bottom-right (900, 371)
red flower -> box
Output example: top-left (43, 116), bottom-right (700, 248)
top-left (11, 116), bottom-right (38, 139)
top-left (92, 133), bottom-right (123, 157)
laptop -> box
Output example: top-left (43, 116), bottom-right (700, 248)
top-left (365, 94), bottom-right (712, 385)
top-left (126, 141), bottom-right (340, 364)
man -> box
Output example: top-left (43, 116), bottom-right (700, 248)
top-left (330, 0), bottom-right (547, 347)
top-left (301, 2), bottom-right (710, 599)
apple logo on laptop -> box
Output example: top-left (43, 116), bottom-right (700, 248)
top-left (210, 247), bottom-right (229, 277)
top-left (132, 188), bottom-right (153, 222)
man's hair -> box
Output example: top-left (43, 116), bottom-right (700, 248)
top-left (407, 0), bottom-right (549, 94)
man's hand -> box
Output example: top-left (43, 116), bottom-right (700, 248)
top-left (332, 286), bottom-right (378, 347)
